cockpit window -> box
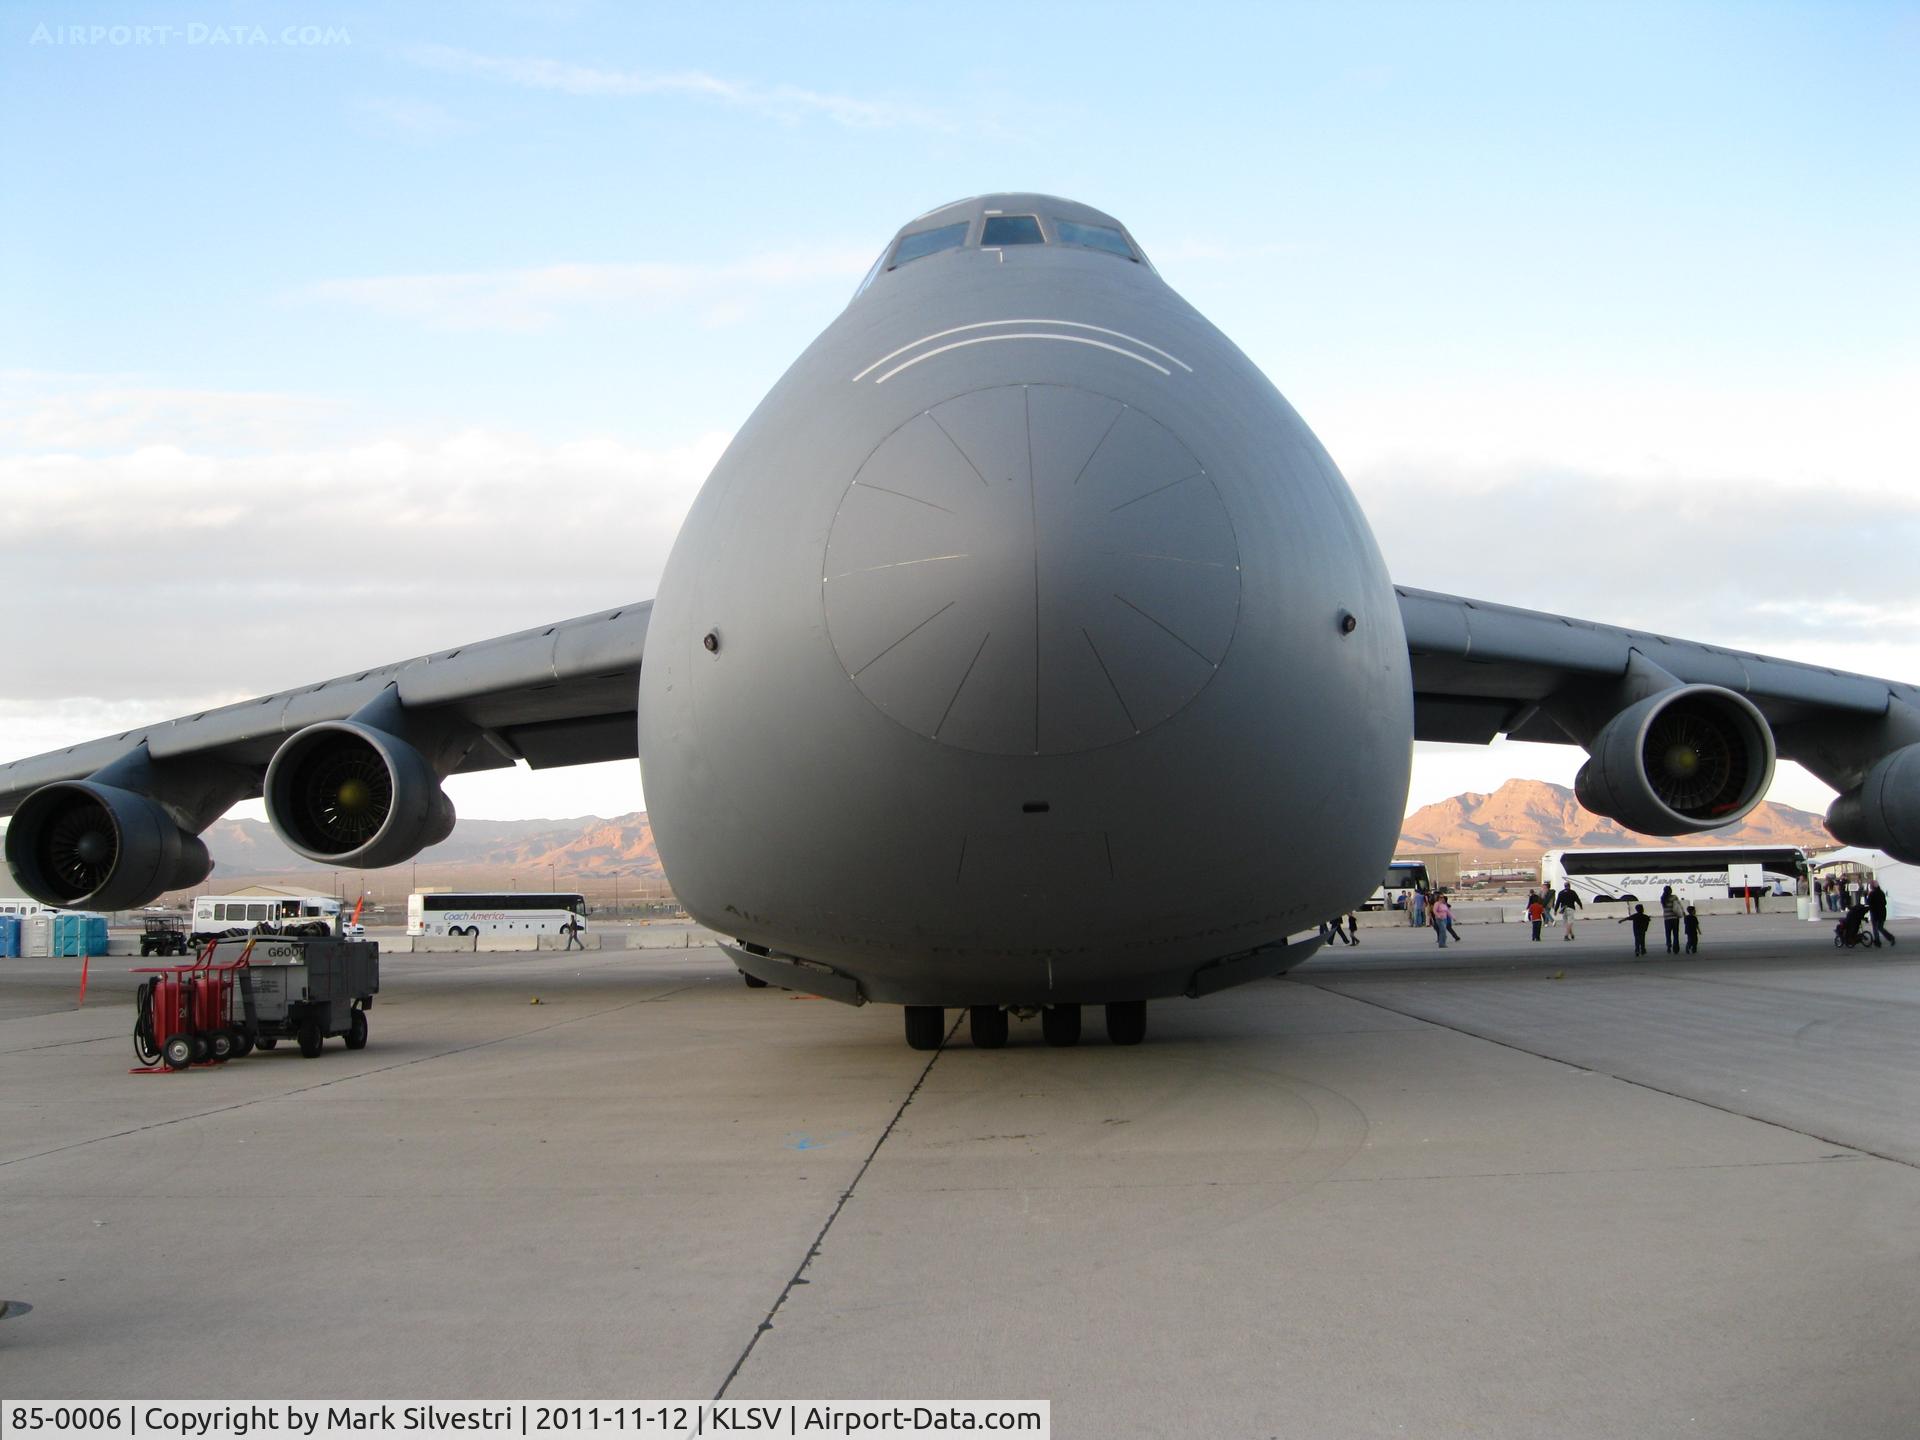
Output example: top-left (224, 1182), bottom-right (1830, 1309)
top-left (889, 221), bottom-right (968, 269)
top-left (853, 245), bottom-right (888, 299)
top-left (1055, 218), bottom-right (1136, 261)
top-left (981, 214), bottom-right (1044, 246)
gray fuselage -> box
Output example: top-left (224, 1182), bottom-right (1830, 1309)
top-left (637, 195), bottom-right (1411, 1006)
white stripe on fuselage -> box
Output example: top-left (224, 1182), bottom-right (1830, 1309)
top-left (872, 333), bottom-right (1173, 385)
top-left (852, 318), bottom-right (1192, 382)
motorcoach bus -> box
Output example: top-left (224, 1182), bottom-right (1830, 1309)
top-left (407, 891), bottom-right (589, 939)
top-left (1539, 847), bottom-right (1807, 906)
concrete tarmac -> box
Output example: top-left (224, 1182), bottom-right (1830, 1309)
top-left (2, 916), bottom-right (1916, 1437)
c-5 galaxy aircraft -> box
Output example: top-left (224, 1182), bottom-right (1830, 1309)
top-left (7, 194), bottom-right (1919, 1050)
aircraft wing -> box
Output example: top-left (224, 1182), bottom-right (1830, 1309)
top-left (0, 600), bottom-right (651, 819)
top-left (1396, 586), bottom-right (1912, 746)
top-left (1396, 585), bottom-right (1920, 859)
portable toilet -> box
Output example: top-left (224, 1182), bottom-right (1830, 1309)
top-left (53, 913), bottom-right (109, 957)
top-left (22, 913), bottom-right (53, 958)
top-left (0, 915), bottom-right (19, 957)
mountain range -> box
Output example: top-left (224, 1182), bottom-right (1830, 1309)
top-left (175, 777), bottom-right (1836, 895)
top-left (1398, 779), bottom-right (1833, 862)
top-left (193, 811), bottom-right (667, 897)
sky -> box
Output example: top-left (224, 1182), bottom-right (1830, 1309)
top-left (3, 0), bottom-right (1917, 825)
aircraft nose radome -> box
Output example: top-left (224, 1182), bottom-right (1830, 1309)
top-left (823, 384), bottom-right (1241, 756)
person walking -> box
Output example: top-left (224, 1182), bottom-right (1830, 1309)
top-left (1430, 894), bottom-right (1453, 948)
top-left (1618, 904), bottom-right (1652, 956)
top-left (1868, 883), bottom-right (1897, 948)
top-left (1838, 877), bottom-right (1853, 912)
top-left (1346, 911), bottom-right (1361, 946)
top-left (1557, 882), bottom-right (1583, 939)
top-left (1526, 891), bottom-right (1546, 942)
top-left (1410, 888), bottom-right (1427, 929)
top-left (1659, 886), bottom-right (1683, 954)
top-left (1683, 905), bottom-right (1701, 954)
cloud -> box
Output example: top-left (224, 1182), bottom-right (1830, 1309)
top-left (0, 393), bottom-right (724, 720)
top-left (1310, 370), bottom-right (1920, 496)
top-left (408, 44), bottom-right (954, 131)
top-left (288, 247), bottom-right (872, 331)
top-left (1352, 455), bottom-right (1920, 684)
top-left (1272, 362), bottom-right (1920, 679)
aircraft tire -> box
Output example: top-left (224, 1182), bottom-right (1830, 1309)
top-left (1104, 1000), bottom-right (1147, 1046)
top-left (903, 1005), bottom-right (944, 1051)
top-left (1041, 1003), bottom-right (1082, 1047)
top-left (969, 1005), bottom-right (1008, 1049)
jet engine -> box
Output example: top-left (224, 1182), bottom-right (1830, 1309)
top-left (4, 779), bottom-right (213, 911)
top-left (1824, 743), bottom-right (1920, 864)
top-left (265, 716), bottom-right (457, 869)
top-left (1573, 685), bottom-right (1776, 835)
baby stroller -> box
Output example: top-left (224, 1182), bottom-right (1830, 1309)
top-left (1834, 904), bottom-right (1873, 948)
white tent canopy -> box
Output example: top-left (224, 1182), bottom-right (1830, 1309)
top-left (1811, 848), bottom-right (1920, 919)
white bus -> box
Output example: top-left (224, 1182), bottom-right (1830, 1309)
top-left (1540, 847), bottom-right (1807, 907)
top-left (1362, 859), bottom-right (1433, 911)
top-left (407, 891), bottom-right (589, 939)
top-left (0, 899), bottom-right (58, 919)
top-left (192, 893), bottom-right (342, 941)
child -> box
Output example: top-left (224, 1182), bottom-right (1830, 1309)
top-left (1617, 903), bottom-right (1652, 956)
top-left (1526, 892), bottom-right (1546, 941)
top-left (1683, 905), bottom-right (1701, 954)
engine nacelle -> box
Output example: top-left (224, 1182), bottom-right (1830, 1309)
top-left (4, 780), bottom-right (213, 910)
top-left (1574, 684), bottom-right (1776, 835)
top-left (265, 719), bottom-right (457, 869)
top-left (1825, 744), bottom-right (1920, 864)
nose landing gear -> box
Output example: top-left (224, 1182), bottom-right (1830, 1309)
top-left (901, 999), bottom-right (1139, 1048)
top-left (904, 1005), bottom-right (945, 1051)
top-left (968, 1005), bottom-right (1009, 1049)
top-left (1041, 1003), bottom-right (1082, 1047)
top-left (1104, 1000), bottom-right (1147, 1046)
